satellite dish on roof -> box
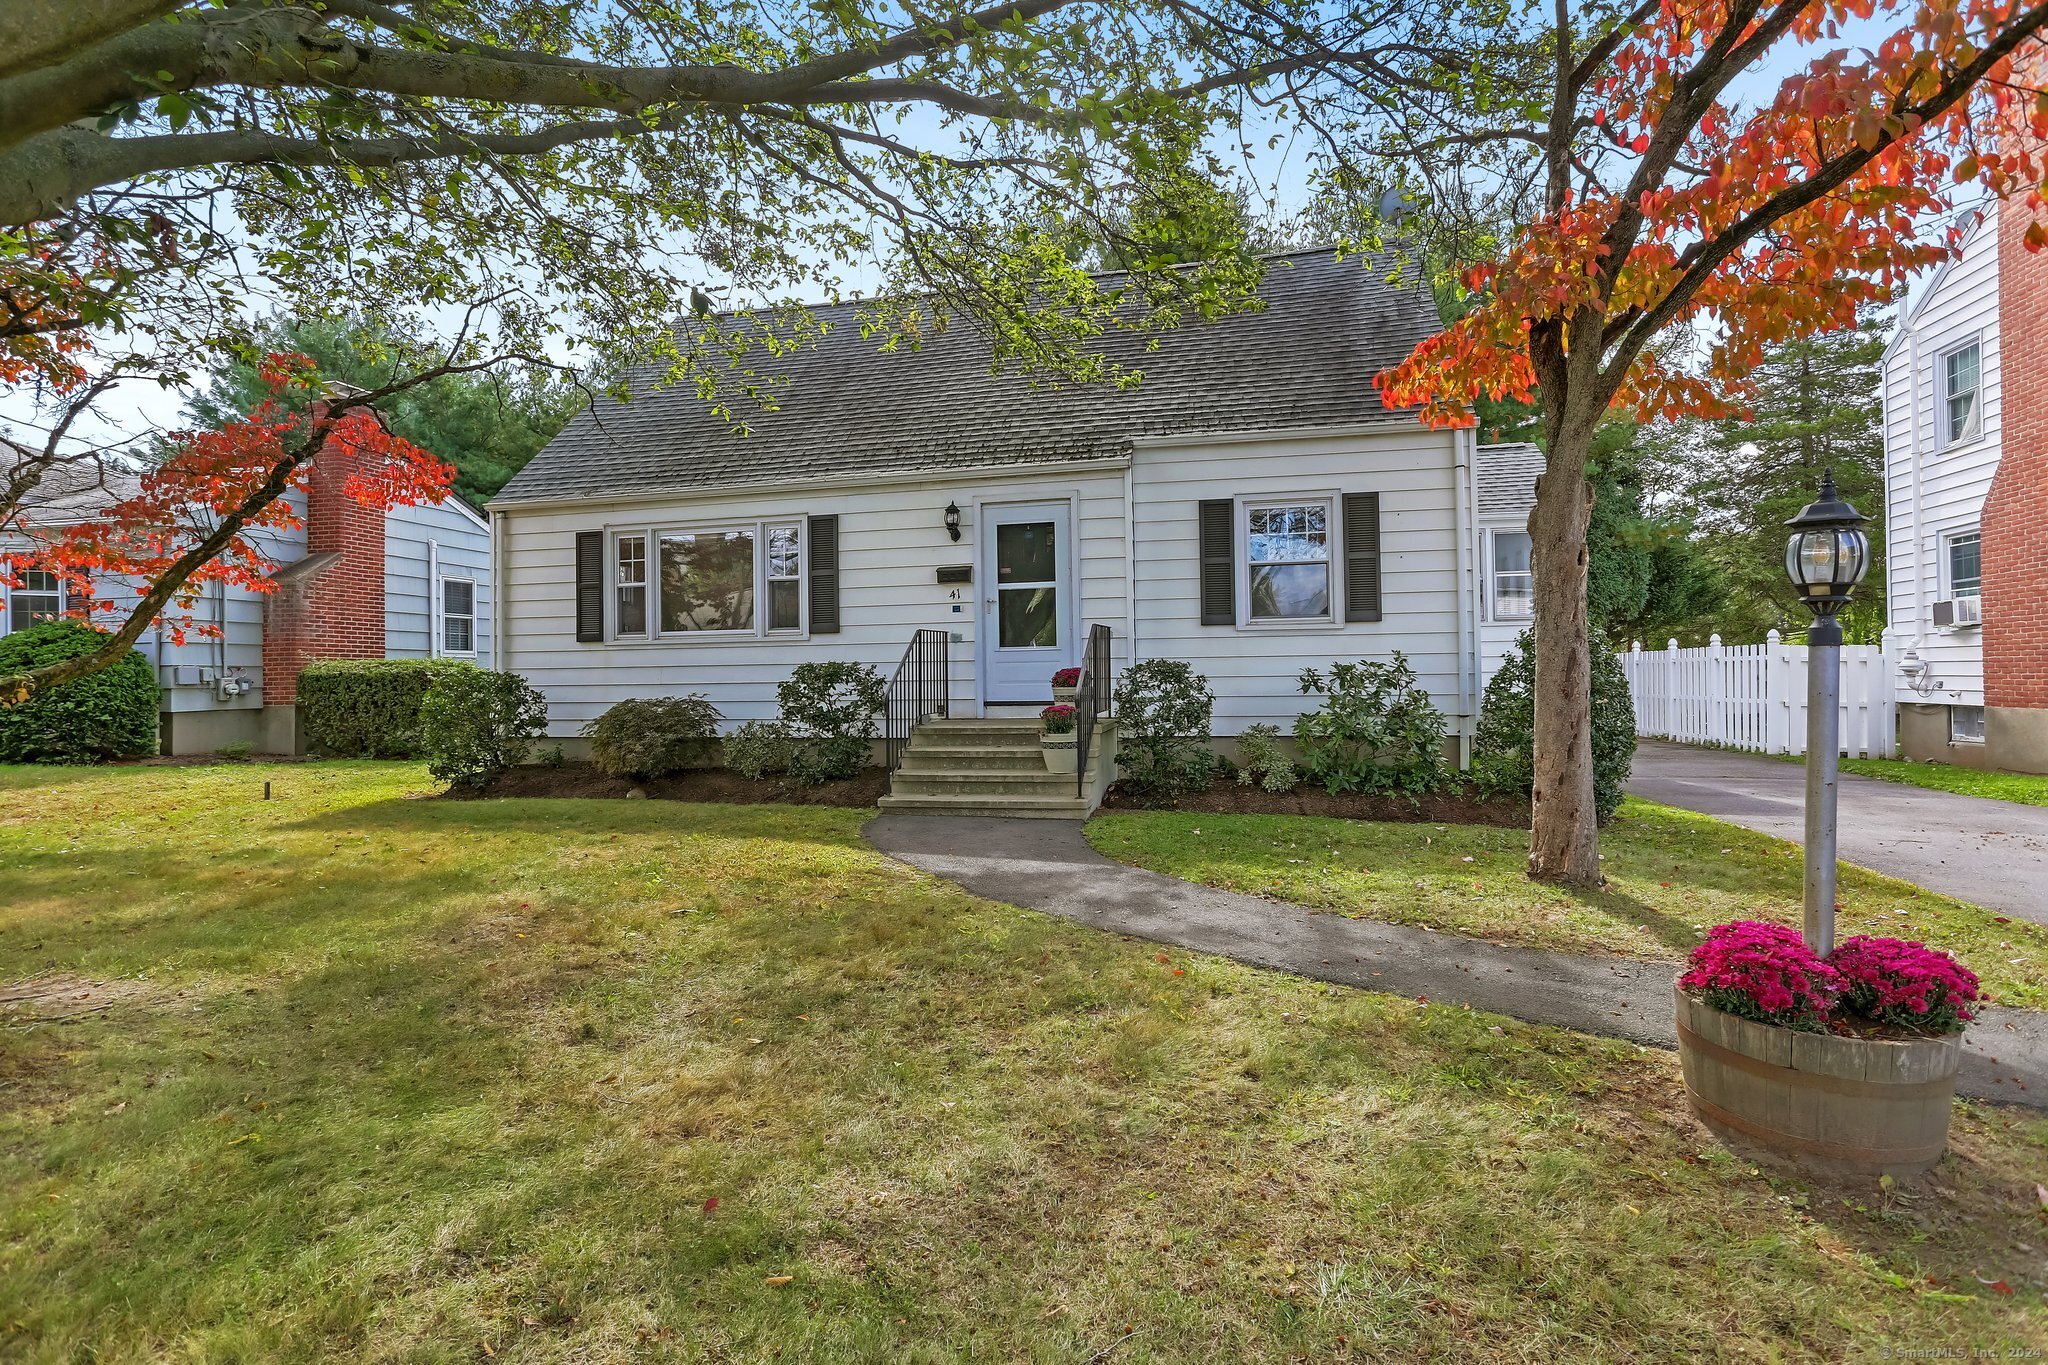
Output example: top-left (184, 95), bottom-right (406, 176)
top-left (1377, 187), bottom-right (1413, 226)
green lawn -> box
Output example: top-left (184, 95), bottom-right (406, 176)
top-left (1087, 799), bottom-right (2048, 1009)
top-left (1838, 757), bottom-right (2048, 808)
top-left (1, 765), bottom-right (2044, 1360)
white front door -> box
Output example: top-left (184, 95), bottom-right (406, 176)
top-left (981, 500), bottom-right (1074, 704)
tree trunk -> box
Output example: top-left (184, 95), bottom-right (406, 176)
top-left (1527, 402), bottom-right (1602, 887)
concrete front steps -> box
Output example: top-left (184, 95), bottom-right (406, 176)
top-left (877, 717), bottom-right (1110, 819)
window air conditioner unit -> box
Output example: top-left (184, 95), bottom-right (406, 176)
top-left (1932, 596), bottom-right (1983, 628)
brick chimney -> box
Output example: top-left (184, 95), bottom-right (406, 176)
top-left (261, 416), bottom-right (388, 706)
top-left (1984, 41), bottom-right (2048, 770)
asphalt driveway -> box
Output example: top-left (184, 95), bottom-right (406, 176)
top-left (1626, 741), bottom-right (2048, 925)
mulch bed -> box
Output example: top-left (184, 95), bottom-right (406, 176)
top-left (1098, 774), bottom-right (1529, 826)
top-left (458, 761), bottom-right (888, 808)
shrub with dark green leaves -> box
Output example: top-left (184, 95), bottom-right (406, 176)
top-left (417, 664), bottom-right (549, 789)
top-left (722, 719), bottom-right (797, 780)
top-left (775, 661), bottom-right (884, 785)
top-left (1232, 723), bottom-right (1297, 793)
top-left (1472, 629), bottom-right (1637, 824)
top-left (585, 695), bottom-right (722, 780)
top-left (298, 658), bottom-right (469, 757)
top-left (1293, 654), bottom-right (1449, 797)
top-left (0, 621), bottom-right (158, 764)
top-left (1112, 659), bottom-right (1215, 806)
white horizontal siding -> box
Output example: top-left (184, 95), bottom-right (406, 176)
top-left (1129, 426), bottom-right (1465, 734)
top-left (1883, 208), bottom-right (2000, 705)
top-left (499, 468), bottom-right (1131, 737)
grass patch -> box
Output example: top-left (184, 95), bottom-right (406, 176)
top-left (1086, 799), bottom-right (2048, 1008)
top-left (1837, 757), bottom-right (2048, 808)
top-left (0, 764), bottom-right (2043, 1359)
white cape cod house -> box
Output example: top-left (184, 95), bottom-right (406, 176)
top-left (488, 249), bottom-right (1544, 805)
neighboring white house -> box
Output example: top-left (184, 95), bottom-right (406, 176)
top-left (1879, 197), bottom-right (2048, 773)
top-left (2, 428), bottom-right (494, 755)
top-left (490, 249), bottom-right (1543, 788)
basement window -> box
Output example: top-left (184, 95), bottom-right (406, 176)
top-left (1950, 706), bottom-right (1985, 744)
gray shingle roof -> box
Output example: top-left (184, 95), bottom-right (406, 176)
top-left (494, 247), bottom-right (1443, 505)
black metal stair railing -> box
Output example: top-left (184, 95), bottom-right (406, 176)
top-left (884, 628), bottom-right (950, 792)
top-left (1071, 622), bottom-right (1112, 799)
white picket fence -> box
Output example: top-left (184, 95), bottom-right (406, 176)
top-left (1620, 631), bottom-right (1896, 759)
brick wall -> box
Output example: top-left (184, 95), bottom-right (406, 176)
top-left (261, 423), bottom-right (388, 704)
top-left (1986, 63), bottom-right (2048, 713)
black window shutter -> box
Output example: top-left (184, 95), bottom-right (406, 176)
top-left (1343, 492), bottom-right (1382, 623)
top-left (62, 577), bottom-right (88, 618)
top-left (574, 530), bottom-right (604, 642)
top-left (808, 514), bottom-right (840, 634)
top-left (1198, 499), bottom-right (1234, 625)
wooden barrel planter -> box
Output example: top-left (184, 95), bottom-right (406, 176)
top-left (1673, 984), bottom-right (1962, 1176)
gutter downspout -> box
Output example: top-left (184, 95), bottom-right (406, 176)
top-left (1123, 458), bottom-right (1138, 673)
top-left (1452, 427), bottom-right (1480, 766)
top-left (427, 538), bottom-right (441, 658)
top-left (1906, 333), bottom-right (1926, 671)
top-left (490, 508), bottom-right (506, 673)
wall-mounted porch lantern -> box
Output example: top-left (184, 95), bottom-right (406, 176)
top-left (943, 501), bottom-right (962, 542)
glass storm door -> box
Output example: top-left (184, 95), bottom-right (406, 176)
top-left (981, 501), bottom-right (1074, 703)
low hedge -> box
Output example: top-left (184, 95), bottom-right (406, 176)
top-left (0, 620), bottom-right (159, 764)
top-left (297, 658), bottom-right (470, 757)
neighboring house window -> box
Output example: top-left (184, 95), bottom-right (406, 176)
top-left (1946, 529), bottom-right (1981, 598)
top-left (766, 524), bottom-right (802, 632)
top-left (1491, 531), bottom-right (1534, 620)
top-left (616, 535), bottom-right (648, 635)
top-left (1950, 705), bottom-right (1985, 744)
top-left (1942, 340), bottom-right (1981, 445)
top-left (1243, 500), bottom-right (1333, 622)
top-left (6, 569), bottom-right (61, 634)
top-left (615, 521), bottom-right (804, 640)
top-left (441, 578), bottom-right (476, 655)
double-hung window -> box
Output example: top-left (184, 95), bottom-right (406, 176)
top-left (1491, 531), bottom-right (1534, 620)
top-left (1946, 529), bottom-right (1981, 599)
top-left (613, 521), bottom-right (803, 640)
top-left (616, 535), bottom-right (649, 635)
top-left (1243, 500), bottom-right (1334, 623)
top-left (1942, 340), bottom-right (1981, 446)
top-left (440, 578), bottom-right (476, 655)
top-left (6, 568), bottom-right (61, 635)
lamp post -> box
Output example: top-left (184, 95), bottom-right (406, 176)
top-left (1783, 471), bottom-right (1872, 955)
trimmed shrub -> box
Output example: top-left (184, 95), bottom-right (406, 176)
top-left (1292, 654), bottom-right (1449, 798)
top-left (298, 658), bottom-right (469, 757)
top-left (1680, 920), bottom-right (1841, 1031)
top-left (1232, 723), bottom-right (1298, 793)
top-left (417, 664), bottom-right (549, 789)
top-left (723, 720), bottom-right (797, 780)
top-left (776, 661), bottom-right (885, 785)
top-left (0, 620), bottom-right (158, 763)
top-left (1472, 629), bottom-right (1637, 823)
top-left (585, 696), bottom-right (722, 780)
top-left (1112, 659), bottom-right (1214, 806)
top-left (724, 716), bottom-right (794, 777)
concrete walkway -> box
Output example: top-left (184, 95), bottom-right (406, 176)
top-left (866, 813), bottom-right (2048, 1109)
top-left (1627, 741), bottom-right (2048, 926)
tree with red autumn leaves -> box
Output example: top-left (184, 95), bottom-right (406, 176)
top-left (1374, 1), bottom-right (2048, 886)
top-left (2, 346), bottom-right (455, 705)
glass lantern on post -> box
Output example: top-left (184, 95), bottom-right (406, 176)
top-left (1783, 471), bottom-right (1871, 955)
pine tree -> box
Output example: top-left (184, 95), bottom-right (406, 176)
top-left (189, 316), bottom-right (587, 505)
top-left (1653, 319), bottom-right (1888, 643)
